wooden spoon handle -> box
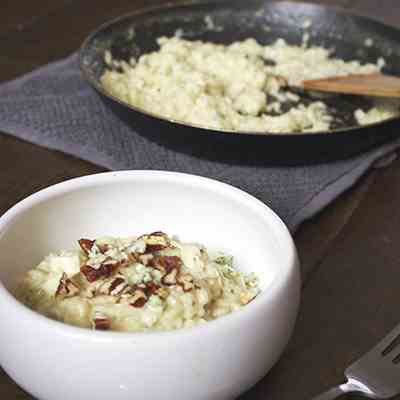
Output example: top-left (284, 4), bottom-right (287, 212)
top-left (302, 73), bottom-right (400, 98)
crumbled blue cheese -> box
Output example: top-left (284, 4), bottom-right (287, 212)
top-left (120, 263), bottom-right (154, 285)
top-left (148, 295), bottom-right (162, 306)
top-left (126, 239), bottom-right (145, 253)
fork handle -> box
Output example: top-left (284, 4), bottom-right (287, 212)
top-left (311, 382), bottom-right (358, 400)
top-left (311, 386), bottom-right (347, 400)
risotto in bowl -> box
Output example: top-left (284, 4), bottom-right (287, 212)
top-left (0, 171), bottom-right (300, 400)
top-left (16, 231), bottom-right (261, 332)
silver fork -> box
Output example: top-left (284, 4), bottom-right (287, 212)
top-left (312, 322), bottom-right (400, 399)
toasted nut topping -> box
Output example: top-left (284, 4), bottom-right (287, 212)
top-left (138, 254), bottom-right (153, 267)
top-left (120, 285), bottom-right (135, 296)
top-left (81, 260), bottom-right (120, 283)
top-left (131, 297), bottom-right (147, 308)
top-left (150, 255), bottom-right (181, 273)
top-left (140, 232), bottom-right (170, 254)
top-left (144, 282), bottom-right (161, 297)
top-left (96, 276), bottom-right (127, 296)
top-left (78, 239), bottom-right (95, 255)
top-left (162, 268), bottom-right (178, 286)
top-left (97, 243), bottom-right (110, 253)
top-left (127, 252), bottom-right (139, 264)
top-left (55, 273), bottom-right (79, 298)
top-left (80, 265), bottom-right (99, 282)
top-left (145, 244), bottom-right (167, 253)
top-left (177, 273), bottom-right (194, 292)
top-left (93, 313), bottom-right (111, 330)
top-left (101, 258), bottom-right (120, 270)
top-left (109, 277), bottom-right (127, 295)
top-left (98, 262), bottom-right (118, 278)
top-left (130, 289), bottom-right (147, 308)
top-left (149, 231), bottom-right (167, 236)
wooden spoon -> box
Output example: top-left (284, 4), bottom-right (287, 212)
top-left (302, 73), bottom-right (400, 98)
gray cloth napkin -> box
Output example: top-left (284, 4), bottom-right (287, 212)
top-left (0, 53), bottom-right (399, 232)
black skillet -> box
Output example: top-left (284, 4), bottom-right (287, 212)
top-left (79, 0), bottom-right (400, 166)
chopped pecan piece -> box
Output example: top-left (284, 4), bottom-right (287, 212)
top-left (97, 262), bottom-right (118, 278)
top-left (162, 268), bottom-right (178, 286)
top-left (97, 243), bottom-right (110, 253)
top-left (131, 297), bottom-right (147, 308)
top-left (81, 260), bottom-right (119, 283)
top-left (78, 238), bottom-right (95, 255)
top-left (149, 231), bottom-right (167, 236)
top-left (145, 244), bottom-right (167, 253)
top-left (55, 273), bottom-right (79, 298)
top-left (108, 277), bottom-right (127, 295)
top-left (177, 273), bottom-right (194, 292)
top-left (130, 289), bottom-right (147, 308)
top-left (138, 254), bottom-right (153, 266)
top-left (120, 285), bottom-right (134, 296)
top-left (127, 252), bottom-right (139, 264)
top-left (144, 282), bottom-right (161, 296)
top-left (149, 255), bottom-right (182, 274)
top-left (80, 265), bottom-right (99, 282)
top-left (101, 258), bottom-right (120, 271)
top-left (93, 314), bottom-right (111, 330)
top-left (116, 286), bottom-right (135, 304)
top-left (140, 232), bottom-right (170, 254)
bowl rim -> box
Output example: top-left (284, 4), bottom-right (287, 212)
top-left (0, 170), bottom-right (299, 340)
top-left (78, 0), bottom-right (400, 137)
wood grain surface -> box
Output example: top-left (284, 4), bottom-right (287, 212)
top-left (1, 1), bottom-right (400, 399)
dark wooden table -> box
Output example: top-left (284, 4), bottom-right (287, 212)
top-left (1, 1), bottom-right (400, 399)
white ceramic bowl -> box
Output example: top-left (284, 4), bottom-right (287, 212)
top-left (0, 171), bottom-right (300, 400)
